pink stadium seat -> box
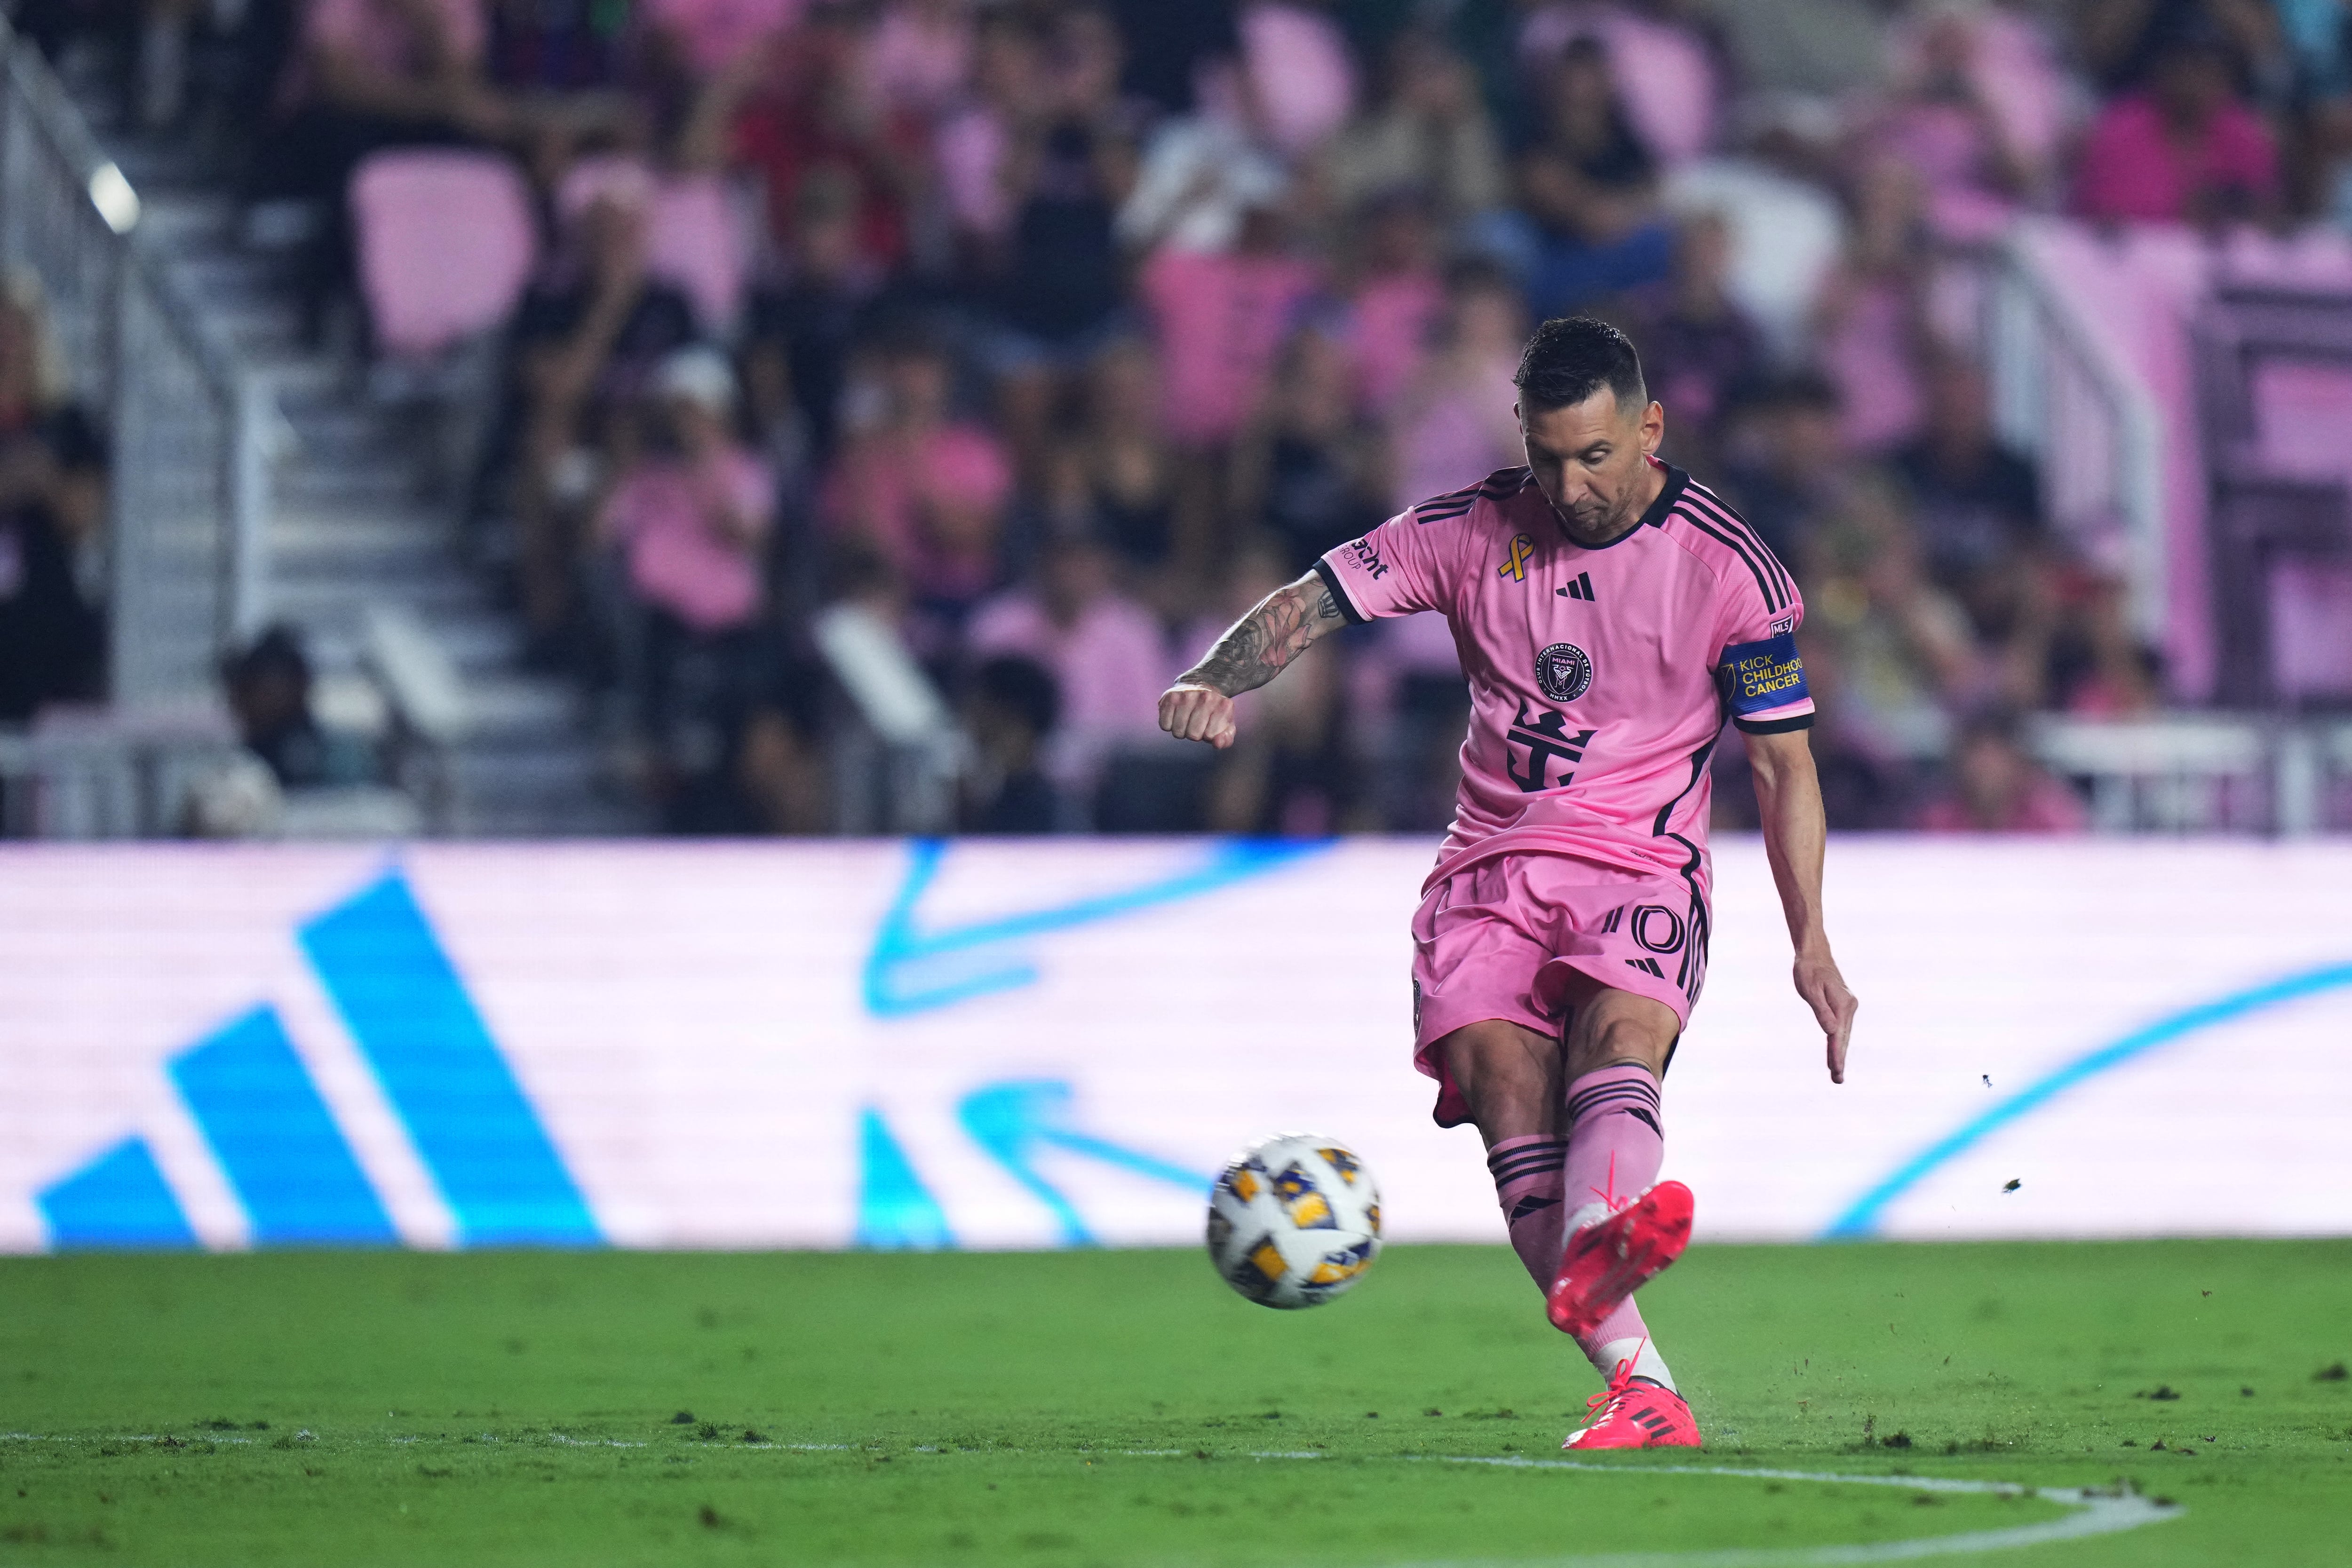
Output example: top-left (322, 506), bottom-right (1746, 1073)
top-left (350, 150), bottom-right (538, 362)
top-left (2251, 360), bottom-right (2352, 482)
top-left (2250, 359), bottom-right (2352, 699)
top-left (557, 157), bottom-right (748, 333)
top-left (648, 177), bottom-right (747, 334)
top-left (1518, 5), bottom-right (1716, 167)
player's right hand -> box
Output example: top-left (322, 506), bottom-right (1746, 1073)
top-left (1159, 683), bottom-right (1238, 750)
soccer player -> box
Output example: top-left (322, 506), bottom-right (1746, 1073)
top-left (1159, 317), bottom-right (1858, 1450)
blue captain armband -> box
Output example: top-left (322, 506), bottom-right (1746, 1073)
top-left (1719, 631), bottom-right (1812, 732)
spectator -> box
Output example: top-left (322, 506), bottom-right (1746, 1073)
top-left (1105, 0), bottom-right (1239, 116)
top-left (2077, 0), bottom-right (2284, 94)
top-left (252, 0), bottom-right (519, 334)
top-left (1494, 33), bottom-right (1675, 316)
top-left (935, 8), bottom-right (1049, 249)
top-left (1802, 479), bottom-right (1984, 758)
top-left (2072, 24), bottom-right (2280, 223)
top-left (730, 667), bottom-right (834, 835)
top-left (1137, 203), bottom-right (1319, 451)
top-left (698, 11), bottom-right (926, 275)
top-left (600, 345), bottom-right (773, 667)
top-left (0, 276), bottom-right (105, 722)
top-left (1814, 156), bottom-right (1931, 456)
top-left (961, 654), bottom-right (1063, 833)
top-left (1341, 190), bottom-right (1447, 419)
top-left (220, 626), bottom-right (381, 787)
top-left (2049, 574), bottom-right (2163, 717)
top-left (1116, 63), bottom-right (1289, 256)
top-left (504, 188), bottom-right (699, 655)
top-left (1516, 0), bottom-right (1729, 170)
top-left (967, 531), bottom-right (1170, 788)
top-left (1320, 29), bottom-right (1509, 227)
top-left (1072, 338), bottom-right (1183, 581)
top-left (1917, 710), bottom-right (2089, 832)
top-left (0, 478), bottom-right (104, 722)
top-left (1891, 354), bottom-right (2044, 626)
top-left (1716, 370), bottom-right (1847, 569)
top-left (1867, 5), bottom-right (2048, 240)
top-left (1135, 202), bottom-right (1320, 577)
top-left (869, 0), bottom-right (977, 123)
top-left (825, 331), bottom-right (1015, 650)
top-left (1230, 325), bottom-right (1390, 575)
top-left (977, 3), bottom-right (1148, 488)
top-left (1390, 259), bottom-right (1527, 513)
top-left (741, 168), bottom-right (887, 473)
top-left (1617, 207), bottom-right (1763, 471)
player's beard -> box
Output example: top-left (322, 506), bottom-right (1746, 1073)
top-left (1554, 488), bottom-right (1632, 542)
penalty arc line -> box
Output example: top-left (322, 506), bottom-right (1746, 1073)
top-left (1234, 1452), bottom-right (2179, 1566)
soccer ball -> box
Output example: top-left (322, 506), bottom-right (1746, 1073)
top-left (1206, 1133), bottom-right (1382, 1309)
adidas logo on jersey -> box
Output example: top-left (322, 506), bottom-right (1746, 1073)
top-left (1556, 572), bottom-right (1596, 601)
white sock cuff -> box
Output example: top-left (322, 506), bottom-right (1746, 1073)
top-left (1562, 1199), bottom-right (1611, 1236)
top-left (1589, 1335), bottom-right (1674, 1393)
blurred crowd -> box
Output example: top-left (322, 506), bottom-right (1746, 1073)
top-left (31, 0), bottom-right (2352, 836)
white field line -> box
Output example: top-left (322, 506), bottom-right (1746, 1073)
top-left (0, 1431), bottom-right (2183, 1562)
top-left (1375, 1454), bottom-right (2176, 1566)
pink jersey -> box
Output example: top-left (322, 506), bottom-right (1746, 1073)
top-left (1316, 459), bottom-right (1812, 900)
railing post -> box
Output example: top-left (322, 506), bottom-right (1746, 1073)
top-left (228, 371), bottom-right (270, 641)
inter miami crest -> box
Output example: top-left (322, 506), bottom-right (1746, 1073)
top-left (1535, 641), bottom-right (1593, 703)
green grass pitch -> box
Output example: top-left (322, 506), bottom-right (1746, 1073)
top-left (0, 1240), bottom-right (2347, 1565)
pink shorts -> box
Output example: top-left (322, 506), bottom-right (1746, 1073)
top-left (1410, 854), bottom-right (1708, 1125)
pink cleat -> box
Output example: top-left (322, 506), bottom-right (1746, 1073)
top-left (1546, 1180), bottom-right (1694, 1337)
top-left (1564, 1358), bottom-right (1704, 1449)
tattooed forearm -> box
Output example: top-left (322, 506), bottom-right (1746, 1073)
top-left (1176, 579), bottom-right (1347, 697)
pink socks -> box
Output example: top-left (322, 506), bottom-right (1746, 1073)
top-left (1560, 1062), bottom-right (1675, 1390)
top-left (1560, 1063), bottom-right (1663, 1233)
top-left (1484, 1135), bottom-right (1570, 1287)
top-left (1478, 1064), bottom-right (1678, 1390)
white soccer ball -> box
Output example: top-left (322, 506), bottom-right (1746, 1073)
top-left (1206, 1133), bottom-right (1383, 1309)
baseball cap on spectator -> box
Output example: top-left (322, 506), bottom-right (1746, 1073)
top-left (656, 345), bottom-right (739, 415)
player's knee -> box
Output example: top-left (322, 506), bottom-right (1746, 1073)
top-left (1565, 1015), bottom-right (1670, 1081)
top-left (1441, 1024), bottom-right (1555, 1125)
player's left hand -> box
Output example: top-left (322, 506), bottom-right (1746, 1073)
top-left (1794, 950), bottom-right (1857, 1085)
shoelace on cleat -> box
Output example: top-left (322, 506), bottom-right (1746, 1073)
top-left (1581, 1340), bottom-right (1649, 1427)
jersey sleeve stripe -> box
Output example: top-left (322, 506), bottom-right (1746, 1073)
top-left (1672, 500), bottom-right (1787, 613)
top-left (1733, 711), bottom-right (1814, 735)
top-left (1311, 558), bottom-right (1367, 624)
top-left (1681, 486), bottom-right (1795, 606)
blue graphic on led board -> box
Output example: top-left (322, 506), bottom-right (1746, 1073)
top-left (851, 839), bottom-right (1297, 1245)
top-left (863, 837), bottom-right (1328, 1017)
top-left (856, 1109), bottom-right (954, 1251)
top-left (170, 1006), bottom-right (397, 1245)
top-left (38, 870), bottom-right (597, 1251)
top-left (1826, 959), bottom-right (2352, 1239)
top-left (34, 1137), bottom-right (197, 1249)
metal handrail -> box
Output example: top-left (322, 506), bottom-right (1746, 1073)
top-left (0, 17), bottom-right (269, 710)
top-left (1988, 221), bottom-right (2169, 647)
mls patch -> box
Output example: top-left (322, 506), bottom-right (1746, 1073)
top-left (1535, 642), bottom-right (1593, 703)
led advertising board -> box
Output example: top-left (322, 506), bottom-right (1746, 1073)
top-left (1, 838), bottom-right (2345, 1252)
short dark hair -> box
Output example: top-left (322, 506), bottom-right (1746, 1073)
top-left (1514, 316), bottom-right (1646, 413)
top-left (222, 624), bottom-right (310, 693)
top-left (972, 655), bottom-right (1061, 737)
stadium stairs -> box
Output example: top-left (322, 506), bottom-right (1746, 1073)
top-left (59, 57), bottom-right (644, 836)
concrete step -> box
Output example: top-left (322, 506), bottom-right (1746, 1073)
top-left (269, 575), bottom-right (501, 626)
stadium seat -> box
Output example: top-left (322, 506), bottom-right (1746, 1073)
top-left (350, 150), bottom-right (539, 362)
top-left (556, 157), bottom-right (749, 335)
top-left (648, 177), bottom-right (749, 336)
